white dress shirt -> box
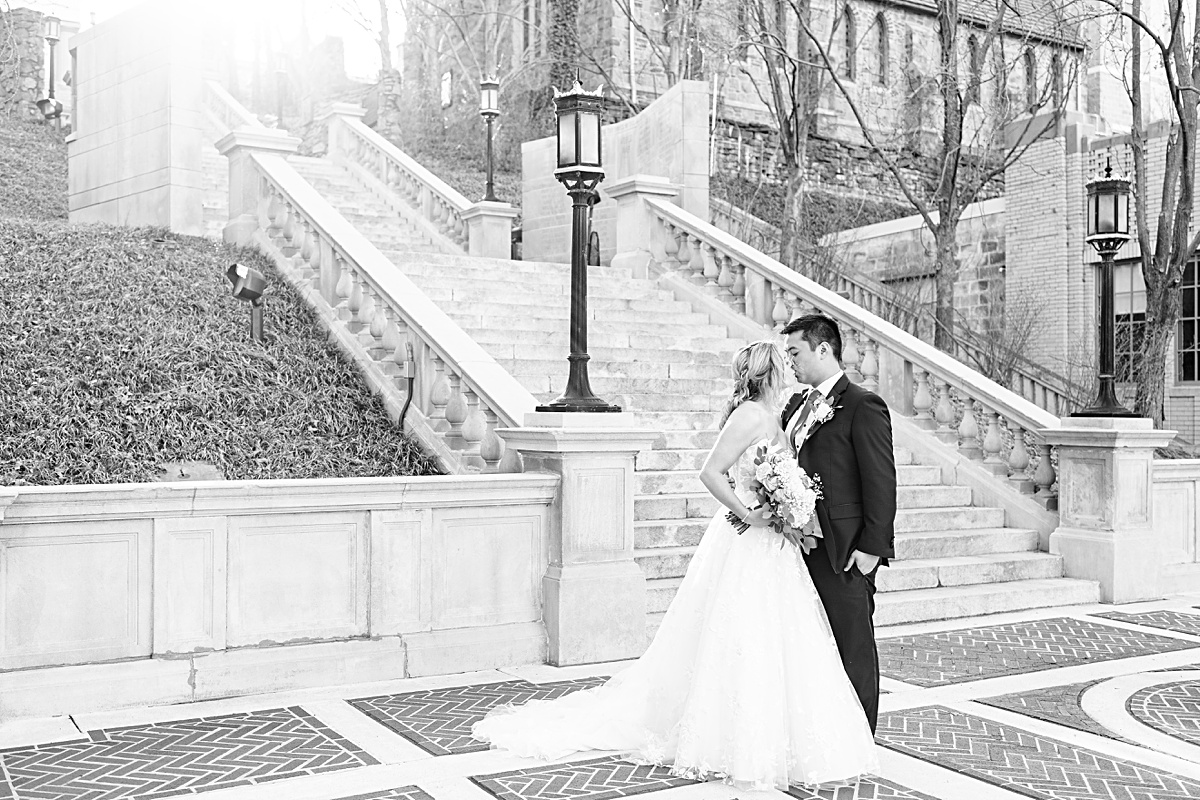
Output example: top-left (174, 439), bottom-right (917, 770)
top-left (813, 370), bottom-right (845, 400)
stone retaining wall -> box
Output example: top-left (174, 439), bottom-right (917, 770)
top-left (0, 7), bottom-right (44, 120)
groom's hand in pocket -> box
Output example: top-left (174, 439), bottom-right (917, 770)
top-left (844, 549), bottom-right (880, 576)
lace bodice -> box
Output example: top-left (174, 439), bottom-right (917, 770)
top-left (731, 437), bottom-right (775, 501)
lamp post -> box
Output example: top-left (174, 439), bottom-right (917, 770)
top-left (535, 79), bottom-right (620, 413)
top-left (1074, 159), bottom-right (1138, 417)
top-left (36, 16), bottom-right (63, 124)
top-left (479, 76), bottom-right (500, 202)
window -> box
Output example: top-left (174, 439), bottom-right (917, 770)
top-left (867, 12), bottom-right (888, 85)
top-left (1024, 49), bottom-right (1037, 109)
top-left (522, 0), bottom-right (544, 55)
top-left (735, 0), bottom-right (750, 60)
top-left (1051, 51), bottom-right (1064, 106)
top-left (836, 6), bottom-right (856, 81)
top-left (1114, 260), bottom-right (1147, 384)
top-left (966, 35), bottom-right (981, 104)
top-left (1179, 261), bottom-right (1200, 382)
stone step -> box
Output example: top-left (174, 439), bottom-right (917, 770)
top-left (874, 552), bottom-right (1064, 592)
top-left (625, 410), bottom-right (722, 428)
top-left (895, 506), bottom-right (1005, 532)
top-left (415, 272), bottom-right (662, 293)
top-left (457, 309), bottom-right (717, 329)
top-left (421, 285), bottom-right (680, 306)
top-left (873, 578), bottom-right (1100, 626)
top-left (896, 485), bottom-right (973, 509)
top-left (495, 357), bottom-right (728, 381)
top-left (647, 429), bottom-right (720, 451)
top-left (644, 577), bottom-right (1099, 639)
top-left (630, 448), bottom-right (924, 476)
top-left (602, 392), bottom-right (724, 413)
top-left (634, 464), bottom-right (960, 500)
top-left (898, 465), bottom-right (943, 486)
top-left (388, 253), bottom-right (628, 279)
top-left (894, 527), bottom-right (1039, 560)
top-left (646, 578), bottom-right (685, 614)
top-left (635, 492), bottom-right (718, 521)
top-left (449, 314), bottom-right (727, 340)
top-left (518, 374), bottom-right (729, 398)
top-left (635, 449), bottom-right (711, 472)
top-left (636, 518), bottom-right (710, 549)
top-left (636, 470), bottom-right (707, 496)
top-left (635, 545), bottom-right (696, 579)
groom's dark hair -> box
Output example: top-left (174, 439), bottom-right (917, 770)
top-left (781, 314), bottom-right (843, 362)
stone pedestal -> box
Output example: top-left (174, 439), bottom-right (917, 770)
top-left (215, 128), bottom-right (300, 247)
top-left (1042, 417), bottom-right (1176, 603)
top-left (498, 413), bottom-right (656, 665)
top-left (607, 175), bottom-right (680, 279)
top-left (462, 202), bottom-right (520, 260)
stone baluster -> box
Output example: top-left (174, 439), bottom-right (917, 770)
top-left (1032, 443), bottom-right (1056, 508)
top-left (730, 260), bottom-right (747, 314)
top-left (934, 380), bottom-right (957, 445)
top-left (786, 291), bottom-right (803, 322)
top-left (715, 251), bottom-right (735, 299)
top-left (701, 242), bottom-right (720, 287)
top-left (284, 205), bottom-right (303, 256)
top-left (687, 234), bottom-right (705, 283)
top-left (480, 409), bottom-right (506, 473)
top-left (1008, 423), bottom-right (1033, 493)
top-left (858, 337), bottom-right (879, 392)
top-left (444, 371), bottom-right (467, 451)
top-left (308, 230), bottom-right (323, 291)
top-left (957, 396), bottom-right (983, 460)
top-left (298, 221), bottom-right (314, 274)
top-left (462, 389), bottom-right (487, 470)
top-left (912, 369), bottom-right (936, 430)
top-left (380, 306), bottom-right (400, 371)
top-left (346, 271), bottom-right (365, 332)
top-left (265, 191), bottom-right (284, 236)
top-left (364, 285), bottom-right (386, 352)
top-left (661, 223), bottom-right (681, 270)
top-left (429, 355), bottom-right (451, 433)
top-left (771, 285), bottom-right (790, 330)
top-left (842, 329), bottom-right (862, 383)
top-left (334, 256), bottom-right (352, 320)
top-left (674, 228), bottom-right (692, 273)
top-left (981, 410), bottom-right (1007, 475)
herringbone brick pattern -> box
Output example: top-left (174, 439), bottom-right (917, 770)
top-left (784, 776), bottom-right (940, 799)
top-left (0, 706), bottom-right (377, 800)
top-left (878, 705), bottom-right (1200, 799)
top-left (349, 677), bottom-right (608, 756)
top-left (976, 680), bottom-right (1132, 743)
top-left (469, 756), bottom-right (693, 800)
top-left (1095, 609), bottom-right (1200, 637)
top-left (879, 617), bottom-right (1198, 686)
top-left (340, 787), bottom-right (435, 800)
top-left (1129, 679), bottom-right (1200, 746)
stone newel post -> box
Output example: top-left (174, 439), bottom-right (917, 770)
top-left (216, 128), bottom-right (301, 247)
top-left (607, 175), bottom-right (680, 278)
top-left (1042, 417), bottom-right (1176, 603)
top-left (499, 413), bottom-right (656, 665)
top-left (461, 202), bottom-right (520, 260)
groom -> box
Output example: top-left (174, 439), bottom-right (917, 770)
top-left (780, 314), bottom-right (896, 732)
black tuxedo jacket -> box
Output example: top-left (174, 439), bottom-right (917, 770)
top-left (781, 374), bottom-right (897, 574)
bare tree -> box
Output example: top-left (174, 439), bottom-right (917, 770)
top-left (331, 0), bottom-right (406, 139)
top-left (798, 0), bottom-right (1078, 351)
top-left (1092, 0), bottom-right (1200, 424)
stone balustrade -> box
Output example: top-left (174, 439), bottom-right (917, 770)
top-left (325, 104), bottom-right (517, 260)
top-left (707, 197), bottom-right (1082, 418)
top-left (641, 191), bottom-right (1060, 508)
top-left (218, 127), bottom-right (534, 475)
top-left (203, 79), bottom-right (263, 135)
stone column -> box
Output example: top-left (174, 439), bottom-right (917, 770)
top-left (607, 175), bottom-right (679, 279)
top-left (461, 202), bottom-right (519, 260)
top-left (1041, 417), bottom-right (1177, 603)
top-left (498, 413), bottom-right (656, 665)
top-left (322, 102), bottom-right (366, 157)
top-left (215, 128), bottom-right (300, 247)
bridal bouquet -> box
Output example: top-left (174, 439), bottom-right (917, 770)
top-left (726, 443), bottom-right (824, 553)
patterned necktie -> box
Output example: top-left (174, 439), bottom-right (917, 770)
top-left (789, 390), bottom-right (822, 452)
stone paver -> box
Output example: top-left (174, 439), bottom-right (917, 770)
top-left (7, 602), bottom-right (1200, 800)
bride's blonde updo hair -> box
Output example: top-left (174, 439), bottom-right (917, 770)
top-left (721, 340), bottom-right (787, 426)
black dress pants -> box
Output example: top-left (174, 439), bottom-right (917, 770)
top-left (802, 539), bottom-right (880, 732)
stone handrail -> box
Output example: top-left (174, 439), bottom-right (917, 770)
top-left (709, 197), bottom-right (1085, 417)
top-left (241, 145), bottom-right (536, 473)
top-left (203, 79), bottom-right (263, 135)
top-left (648, 195), bottom-right (1058, 504)
top-left (328, 110), bottom-right (472, 252)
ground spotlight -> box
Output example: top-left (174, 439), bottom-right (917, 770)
top-left (226, 263), bottom-right (267, 341)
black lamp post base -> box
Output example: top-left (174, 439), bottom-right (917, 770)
top-left (1072, 379), bottom-right (1137, 418)
top-left (536, 398), bottom-right (623, 413)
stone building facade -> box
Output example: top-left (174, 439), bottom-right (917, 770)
top-left (1, 6), bottom-right (77, 124)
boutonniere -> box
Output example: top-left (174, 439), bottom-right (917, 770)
top-left (793, 391), bottom-right (844, 451)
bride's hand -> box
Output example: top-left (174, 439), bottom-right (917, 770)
top-left (742, 507), bottom-right (773, 528)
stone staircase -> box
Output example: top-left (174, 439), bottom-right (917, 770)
top-left (203, 150), bottom-right (1099, 634)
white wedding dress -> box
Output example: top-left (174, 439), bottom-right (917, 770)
top-left (472, 438), bottom-right (879, 792)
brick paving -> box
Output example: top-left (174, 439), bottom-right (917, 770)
top-left (7, 608), bottom-right (1200, 800)
top-left (1093, 609), bottom-right (1200, 637)
top-left (878, 616), bottom-right (1199, 686)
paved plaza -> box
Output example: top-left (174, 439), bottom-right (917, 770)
top-left (8, 598), bottom-right (1200, 800)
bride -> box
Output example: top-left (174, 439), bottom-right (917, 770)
top-left (472, 340), bottom-right (879, 791)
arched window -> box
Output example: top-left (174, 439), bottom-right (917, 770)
top-left (870, 12), bottom-right (888, 85)
top-left (837, 7), bottom-right (856, 81)
top-left (1024, 49), bottom-right (1037, 109)
top-left (966, 35), bottom-right (981, 104)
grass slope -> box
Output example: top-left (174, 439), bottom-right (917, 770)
top-left (0, 119), bottom-right (68, 221)
top-left (0, 221), bottom-right (440, 485)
